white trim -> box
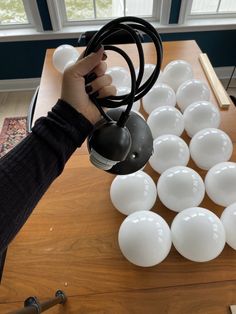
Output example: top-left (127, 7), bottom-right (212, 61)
top-left (23, 0), bottom-right (43, 32)
top-left (214, 66), bottom-right (236, 80)
top-left (0, 78), bottom-right (40, 92)
top-left (160, 0), bottom-right (172, 25)
top-left (179, 0), bottom-right (193, 24)
top-left (46, 0), bottom-right (62, 31)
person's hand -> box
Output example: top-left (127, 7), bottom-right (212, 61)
top-left (61, 47), bottom-right (116, 124)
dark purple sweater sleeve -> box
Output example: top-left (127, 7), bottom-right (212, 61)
top-left (0, 99), bottom-right (93, 253)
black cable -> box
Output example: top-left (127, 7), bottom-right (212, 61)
top-left (83, 16), bottom-right (163, 126)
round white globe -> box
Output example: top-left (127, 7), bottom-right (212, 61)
top-left (176, 79), bottom-right (210, 112)
top-left (136, 64), bottom-right (162, 86)
top-left (110, 171), bottom-right (157, 215)
top-left (205, 162), bottom-right (236, 207)
top-left (149, 135), bottom-right (190, 174)
top-left (52, 45), bottom-right (79, 73)
top-left (171, 207), bottom-right (225, 262)
top-left (221, 202), bottom-right (236, 250)
top-left (183, 101), bottom-right (221, 137)
top-left (189, 128), bottom-right (233, 170)
top-left (147, 106), bottom-right (184, 139)
top-left (118, 210), bottom-right (172, 267)
top-left (142, 83), bottom-right (176, 115)
top-left (106, 66), bottom-right (131, 89)
top-left (116, 86), bottom-right (141, 112)
top-left (157, 166), bottom-right (205, 212)
top-left (161, 60), bottom-right (194, 92)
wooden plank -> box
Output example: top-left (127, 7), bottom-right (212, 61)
top-left (199, 53), bottom-right (231, 109)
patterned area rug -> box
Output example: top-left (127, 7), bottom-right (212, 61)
top-left (0, 117), bottom-right (27, 158)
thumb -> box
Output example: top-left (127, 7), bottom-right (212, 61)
top-left (75, 46), bottom-right (104, 77)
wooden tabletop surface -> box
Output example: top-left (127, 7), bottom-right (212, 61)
top-left (1, 40), bottom-right (236, 313)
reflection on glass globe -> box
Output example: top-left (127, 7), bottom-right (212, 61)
top-left (147, 106), bottom-right (184, 139)
top-left (142, 83), bottom-right (176, 115)
top-left (176, 79), bottom-right (210, 112)
top-left (116, 86), bottom-right (141, 111)
top-left (221, 203), bottom-right (236, 250)
top-left (190, 128), bottom-right (233, 170)
top-left (118, 210), bottom-right (172, 267)
top-left (157, 166), bottom-right (205, 212)
top-left (110, 171), bottom-right (157, 215)
top-left (106, 66), bottom-right (131, 89)
top-left (149, 135), bottom-right (190, 174)
top-left (161, 60), bottom-right (194, 92)
top-left (52, 45), bottom-right (79, 73)
top-left (136, 64), bottom-right (162, 86)
top-left (183, 101), bottom-right (221, 138)
top-left (171, 207), bottom-right (225, 262)
top-left (205, 162), bottom-right (236, 206)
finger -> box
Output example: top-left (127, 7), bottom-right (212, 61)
top-left (89, 74), bottom-right (112, 93)
top-left (97, 85), bottom-right (117, 99)
top-left (92, 61), bottom-right (107, 77)
top-left (73, 46), bottom-right (104, 77)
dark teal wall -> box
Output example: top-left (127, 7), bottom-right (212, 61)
top-left (0, 0), bottom-right (235, 80)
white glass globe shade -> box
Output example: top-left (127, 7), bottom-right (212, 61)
top-left (221, 202), bottom-right (236, 250)
top-left (110, 171), bottom-right (157, 215)
top-left (118, 210), bottom-right (172, 267)
top-left (157, 166), bottom-right (205, 212)
top-left (135, 64), bottom-right (162, 86)
top-left (171, 207), bottom-right (225, 262)
top-left (176, 79), bottom-right (210, 112)
top-left (205, 162), bottom-right (236, 207)
top-left (116, 86), bottom-right (141, 112)
top-left (147, 106), bottom-right (184, 139)
top-left (183, 101), bottom-right (221, 137)
top-left (142, 83), bottom-right (176, 115)
top-left (106, 66), bottom-right (131, 89)
top-left (161, 60), bottom-right (194, 92)
top-left (149, 135), bottom-right (190, 174)
top-left (190, 128), bottom-right (233, 170)
top-left (52, 45), bottom-right (79, 73)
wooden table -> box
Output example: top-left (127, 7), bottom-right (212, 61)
top-left (1, 41), bottom-right (236, 313)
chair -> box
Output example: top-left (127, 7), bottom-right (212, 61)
top-left (27, 86), bottom-right (39, 133)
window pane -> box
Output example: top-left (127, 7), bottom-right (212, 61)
top-left (219, 0), bottom-right (236, 12)
top-left (0, 0), bottom-right (28, 24)
top-left (191, 0), bottom-right (219, 13)
top-left (97, 0), bottom-right (116, 18)
top-left (65, 0), bottom-right (94, 20)
top-left (126, 0), bottom-right (153, 16)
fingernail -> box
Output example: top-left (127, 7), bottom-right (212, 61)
top-left (86, 72), bottom-right (97, 84)
top-left (85, 85), bottom-right (93, 94)
top-left (94, 44), bottom-right (103, 53)
top-left (102, 52), bottom-right (107, 60)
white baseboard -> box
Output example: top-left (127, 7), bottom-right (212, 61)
top-left (214, 66), bottom-right (235, 80)
top-left (0, 78), bottom-right (40, 92)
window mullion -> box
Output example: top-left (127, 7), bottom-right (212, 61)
top-left (124, 0), bottom-right (126, 16)
top-left (216, 0), bottom-right (222, 13)
top-left (93, 0), bottom-right (97, 19)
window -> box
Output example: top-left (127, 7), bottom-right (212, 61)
top-left (57, 0), bottom-right (161, 26)
top-left (0, 0), bottom-right (29, 26)
top-left (191, 0), bottom-right (236, 16)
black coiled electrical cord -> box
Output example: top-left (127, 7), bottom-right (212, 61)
top-left (83, 16), bottom-right (163, 127)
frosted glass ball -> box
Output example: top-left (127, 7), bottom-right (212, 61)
top-left (176, 79), bottom-right (210, 112)
top-left (189, 128), bottom-right (233, 170)
top-left (221, 203), bottom-right (236, 250)
top-left (147, 106), bottom-right (184, 139)
top-left (142, 83), bottom-right (176, 115)
top-left (149, 135), bottom-right (190, 174)
top-left (161, 60), bottom-right (194, 92)
top-left (157, 166), bottom-right (205, 212)
top-left (205, 162), bottom-right (236, 207)
top-left (106, 66), bottom-right (131, 89)
top-left (116, 86), bottom-right (141, 111)
top-left (171, 207), bottom-right (225, 262)
top-left (136, 64), bottom-right (162, 86)
top-left (110, 171), bottom-right (157, 215)
top-left (183, 101), bottom-right (221, 137)
top-left (118, 210), bottom-right (172, 267)
top-left (52, 45), bottom-right (79, 73)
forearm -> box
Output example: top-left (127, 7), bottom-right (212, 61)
top-left (0, 99), bottom-right (93, 253)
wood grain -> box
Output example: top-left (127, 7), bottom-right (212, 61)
top-left (1, 41), bottom-right (235, 313)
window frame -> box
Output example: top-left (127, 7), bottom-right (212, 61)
top-left (0, 0), bottom-right (43, 31)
